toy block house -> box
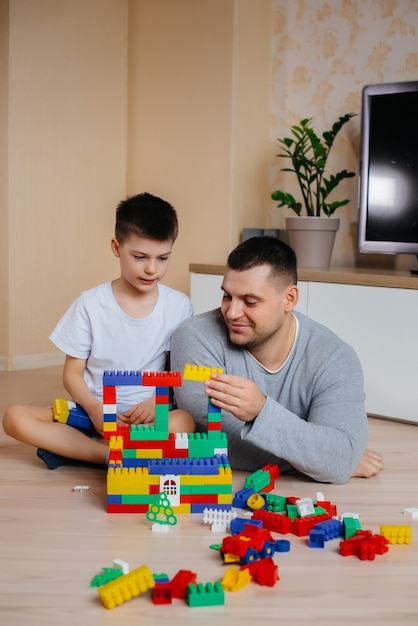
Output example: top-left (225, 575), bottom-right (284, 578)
top-left (103, 366), bottom-right (233, 514)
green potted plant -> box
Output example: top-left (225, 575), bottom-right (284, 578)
top-left (271, 113), bottom-right (356, 267)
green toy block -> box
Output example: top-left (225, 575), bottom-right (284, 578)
top-left (244, 468), bottom-right (271, 492)
top-left (129, 425), bottom-right (168, 441)
top-left (186, 582), bottom-right (225, 607)
top-left (121, 494), bottom-right (161, 505)
top-left (265, 493), bottom-right (287, 512)
top-left (189, 483), bottom-right (232, 495)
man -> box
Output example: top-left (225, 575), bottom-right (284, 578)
top-left (171, 236), bottom-right (383, 484)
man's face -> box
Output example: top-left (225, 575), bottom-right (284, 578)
top-left (220, 265), bottom-right (293, 349)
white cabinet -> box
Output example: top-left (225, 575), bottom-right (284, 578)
top-left (190, 269), bottom-right (418, 424)
top-left (304, 282), bottom-right (418, 424)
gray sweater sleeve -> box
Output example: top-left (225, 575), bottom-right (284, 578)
top-left (171, 309), bottom-right (368, 484)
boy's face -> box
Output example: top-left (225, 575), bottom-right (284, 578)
top-left (111, 233), bottom-right (173, 294)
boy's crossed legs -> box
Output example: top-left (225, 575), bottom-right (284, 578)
top-left (2, 405), bottom-right (195, 469)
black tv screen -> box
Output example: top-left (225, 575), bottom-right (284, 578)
top-left (357, 80), bottom-right (418, 255)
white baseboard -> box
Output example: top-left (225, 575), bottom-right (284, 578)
top-left (0, 352), bottom-right (65, 372)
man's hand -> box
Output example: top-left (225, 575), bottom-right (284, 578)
top-left (117, 397), bottom-right (155, 425)
top-left (352, 448), bottom-right (384, 478)
top-left (204, 372), bottom-right (266, 423)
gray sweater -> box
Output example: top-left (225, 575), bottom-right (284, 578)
top-left (171, 308), bottom-right (368, 484)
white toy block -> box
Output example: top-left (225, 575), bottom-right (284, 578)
top-left (403, 507), bottom-right (418, 519)
top-left (113, 558), bottom-right (130, 574)
top-left (296, 497), bottom-right (315, 517)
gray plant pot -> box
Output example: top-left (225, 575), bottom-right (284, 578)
top-left (286, 216), bottom-right (340, 268)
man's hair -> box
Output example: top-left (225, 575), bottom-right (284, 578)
top-left (115, 192), bottom-right (179, 243)
top-left (227, 236), bottom-right (298, 285)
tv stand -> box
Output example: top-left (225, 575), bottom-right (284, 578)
top-left (409, 255), bottom-right (418, 275)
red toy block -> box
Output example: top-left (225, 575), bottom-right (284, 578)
top-left (316, 500), bottom-right (337, 516)
top-left (141, 371), bottom-right (182, 387)
top-left (170, 570), bottom-right (197, 599)
top-left (107, 504), bottom-right (149, 514)
top-left (152, 582), bottom-right (172, 604)
top-left (290, 513), bottom-right (331, 537)
top-left (252, 509), bottom-right (292, 534)
top-left (241, 557), bottom-right (279, 587)
top-left (155, 395), bottom-right (169, 405)
top-left (103, 386), bottom-right (117, 403)
top-left (261, 464), bottom-right (280, 481)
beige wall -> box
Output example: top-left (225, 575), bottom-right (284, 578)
top-left (270, 0), bottom-right (418, 271)
top-left (127, 0), bottom-right (271, 293)
top-left (0, 1), bottom-right (9, 363)
top-left (2, 0), bottom-right (128, 368)
top-left (1, 0), bottom-right (418, 368)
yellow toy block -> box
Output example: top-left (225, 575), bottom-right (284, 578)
top-left (221, 565), bottom-right (252, 592)
top-left (52, 398), bottom-right (69, 423)
top-left (109, 435), bottom-right (123, 451)
top-left (135, 448), bottom-right (163, 458)
top-left (103, 422), bottom-right (117, 433)
top-left (380, 524), bottom-right (412, 544)
top-left (218, 494), bottom-right (233, 505)
top-left (98, 564), bottom-right (155, 609)
top-left (183, 364), bottom-right (223, 382)
top-left (107, 467), bottom-right (159, 495)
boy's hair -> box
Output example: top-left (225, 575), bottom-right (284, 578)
top-left (115, 192), bottom-right (179, 243)
top-left (227, 236), bottom-right (298, 285)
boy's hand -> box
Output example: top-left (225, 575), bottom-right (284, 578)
top-left (204, 372), bottom-right (266, 423)
top-left (117, 397), bottom-right (155, 425)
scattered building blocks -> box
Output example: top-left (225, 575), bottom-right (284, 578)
top-left (275, 539), bottom-right (291, 552)
top-left (252, 509), bottom-right (292, 534)
top-left (221, 566), bottom-right (252, 592)
top-left (265, 493), bottom-right (287, 512)
top-left (241, 557), bottom-right (279, 587)
top-left (53, 398), bottom-right (93, 431)
top-left (152, 582), bottom-right (172, 604)
top-left (98, 564), bottom-right (155, 609)
top-left (247, 493), bottom-right (266, 510)
top-left (296, 497), bottom-right (315, 517)
top-left (186, 582), bottom-right (225, 607)
top-left (343, 516), bottom-right (362, 539)
top-left (220, 524), bottom-right (279, 565)
top-left (313, 518), bottom-right (343, 541)
top-left (113, 559), bottom-right (129, 575)
top-left (203, 507), bottom-right (237, 532)
top-left (170, 570), bottom-right (198, 599)
top-left (90, 567), bottom-right (123, 587)
top-left (379, 525), bottom-right (412, 544)
top-left (230, 517), bottom-right (263, 535)
top-left (403, 507), bottom-right (418, 519)
top-left (309, 528), bottom-right (325, 548)
top-left (339, 530), bottom-right (389, 560)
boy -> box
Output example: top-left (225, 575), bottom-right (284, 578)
top-left (2, 192), bottom-right (195, 469)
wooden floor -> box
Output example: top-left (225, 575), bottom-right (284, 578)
top-left (1, 366), bottom-right (417, 625)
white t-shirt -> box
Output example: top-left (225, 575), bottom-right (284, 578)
top-left (50, 282), bottom-right (193, 408)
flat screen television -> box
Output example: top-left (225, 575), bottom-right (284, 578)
top-left (357, 80), bottom-right (418, 272)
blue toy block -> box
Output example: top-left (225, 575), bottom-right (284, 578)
top-left (230, 517), bottom-right (263, 535)
top-left (103, 371), bottom-right (143, 386)
top-left (314, 518), bottom-right (343, 541)
top-left (232, 488), bottom-right (255, 509)
top-left (275, 539), bottom-right (291, 552)
top-left (309, 529), bottom-right (325, 548)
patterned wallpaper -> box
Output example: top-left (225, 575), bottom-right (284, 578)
top-left (270, 0), bottom-right (418, 268)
